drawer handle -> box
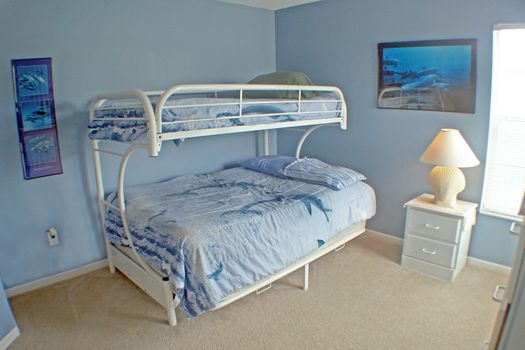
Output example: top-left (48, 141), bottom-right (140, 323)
top-left (492, 285), bottom-right (506, 303)
top-left (421, 248), bottom-right (437, 255)
top-left (425, 223), bottom-right (440, 230)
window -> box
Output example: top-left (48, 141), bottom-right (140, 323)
top-left (481, 24), bottom-right (525, 221)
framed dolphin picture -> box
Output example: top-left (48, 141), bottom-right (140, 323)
top-left (377, 39), bottom-right (477, 113)
top-left (12, 58), bottom-right (63, 179)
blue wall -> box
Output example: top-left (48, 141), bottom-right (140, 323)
top-left (276, 0), bottom-right (525, 266)
top-left (1, 0), bottom-right (522, 291)
top-left (0, 0), bottom-right (275, 288)
top-left (0, 278), bottom-right (17, 344)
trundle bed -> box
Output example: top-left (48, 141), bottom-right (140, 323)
top-left (88, 83), bottom-right (376, 325)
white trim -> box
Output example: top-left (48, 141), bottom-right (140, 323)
top-left (479, 26), bottom-right (499, 218)
top-left (479, 209), bottom-right (522, 223)
top-left (466, 256), bottom-right (511, 274)
top-left (494, 23), bottom-right (525, 30)
top-left (365, 229), bottom-right (403, 245)
top-left (6, 259), bottom-right (108, 298)
top-left (365, 229), bottom-right (512, 273)
top-left (0, 327), bottom-right (20, 350)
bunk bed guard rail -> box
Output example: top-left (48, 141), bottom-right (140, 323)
top-left (89, 84), bottom-right (347, 157)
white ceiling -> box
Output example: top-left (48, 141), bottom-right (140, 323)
top-left (217, 0), bottom-right (321, 10)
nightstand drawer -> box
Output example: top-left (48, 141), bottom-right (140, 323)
top-left (404, 234), bottom-right (457, 268)
top-left (407, 209), bottom-right (461, 243)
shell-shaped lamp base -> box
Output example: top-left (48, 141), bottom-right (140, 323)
top-left (428, 166), bottom-right (465, 208)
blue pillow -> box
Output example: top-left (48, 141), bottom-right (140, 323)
top-left (282, 158), bottom-right (366, 190)
top-left (240, 155), bottom-right (296, 178)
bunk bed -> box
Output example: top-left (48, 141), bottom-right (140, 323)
top-left (88, 83), bottom-right (376, 326)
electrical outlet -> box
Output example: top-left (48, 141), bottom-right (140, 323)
top-left (47, 228), bottom-right (59, 246)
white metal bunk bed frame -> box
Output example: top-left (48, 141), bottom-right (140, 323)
top-left (89, 84), bottom-right (366, 326)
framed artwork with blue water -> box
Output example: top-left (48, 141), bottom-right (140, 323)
top-left (12, 57), bottom-right (63, 180)
top-left (377, 39), bottom-right (477, 113)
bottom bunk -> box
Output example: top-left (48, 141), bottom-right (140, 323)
top-left (103, 166), bottom-right (376, 325)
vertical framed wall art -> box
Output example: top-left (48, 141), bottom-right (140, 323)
top-left (377, 39), bottom-right (477, 113)
top-left (12, 58), bottom-right (63, 179)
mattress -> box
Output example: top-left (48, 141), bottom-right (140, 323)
top-left (104, 167), bottom-right (375, 317)
top-left (88, 92), bottom-right (341, 142)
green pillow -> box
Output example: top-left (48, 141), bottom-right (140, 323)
top-left (246, 71), bottom-right (316, 99)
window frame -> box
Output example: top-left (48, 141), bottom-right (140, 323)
top-left (480, 23), bottom-right (525, 223)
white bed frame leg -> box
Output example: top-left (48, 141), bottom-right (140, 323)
top-left (105, 238), bottom-right (116, 274)
top-left (163, 284), bottom-right (177, 326)
top-left (166, 306), bottom-right (177, 327)
top-left (303, 264), bottom-right (309, 291)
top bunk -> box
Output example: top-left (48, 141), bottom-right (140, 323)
top-left (88, 83), bottom-right (347, 156)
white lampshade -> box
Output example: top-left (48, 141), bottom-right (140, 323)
top-left (419, 129), bottom-right (480, 168)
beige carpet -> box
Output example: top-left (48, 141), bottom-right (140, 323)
top-left (8, 231), bottom-right (508, 350)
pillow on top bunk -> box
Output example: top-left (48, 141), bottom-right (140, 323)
top-left (282, 158), bottom-right (366, 190)
top-left (246, 71), bottom-right (316, 99)
top-left (240, 155), bottom-right (296, 178)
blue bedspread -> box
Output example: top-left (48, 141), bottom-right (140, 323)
top-left (104, 167), bottom-right (375, 317)
top-left (89, 93), bottom-right (341, 142)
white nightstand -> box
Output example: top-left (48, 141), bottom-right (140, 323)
top-left (401, 193), bottom-right (478, 281)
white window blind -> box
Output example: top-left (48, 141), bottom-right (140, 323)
top-left (481, 24), bottom-right (525, 221)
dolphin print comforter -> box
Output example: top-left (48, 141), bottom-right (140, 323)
top-left (104, 167), bottom-right (375, 317)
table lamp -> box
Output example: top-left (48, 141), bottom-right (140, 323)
top-left (419, 129), bottom-right (479, 208)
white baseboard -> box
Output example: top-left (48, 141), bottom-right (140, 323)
top-left (4, 229), bottom-right (512, 298)
top-left (466, 256), bottom-right (511, 274)
top-left (364, 229), bottom-right (511, 273)
top-left (0, 327), bottom-right (20, 350)
top-left (6, 259), bottom-right (108, 298)
top-left (365, 229), bottom-right (403, 245)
